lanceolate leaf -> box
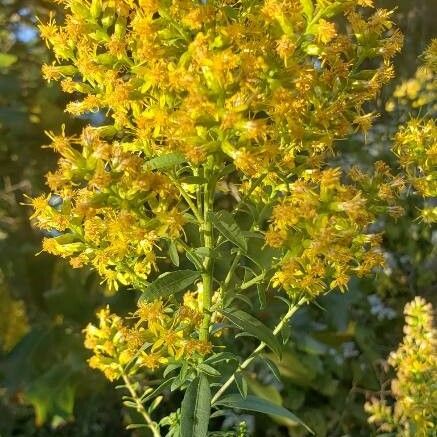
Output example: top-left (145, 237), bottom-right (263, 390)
top-left (214, 394), bottom-right (314, 434)
top-left (144, 152), bottom-right (185, 170)
top-left (300, 0), bottom-right (314, 20)
top-left (141, 377), bottom-right (175, 403)
top-left (139, 270), bottom-right (200, 302)
top-left (263, 357), bottom-right (282, 383)
top-left (209, 211), bottom-right (247, 252)
top-left (234, 372), bottom-right (248, 399)
top-left (168, 240), bottom-right (180, 267)
top-left (204, 352), bottom-right (239, 366)
top-left (180, 374), bottom-right (211, 437)
top-left (220, 308), bottom-right (282, 358)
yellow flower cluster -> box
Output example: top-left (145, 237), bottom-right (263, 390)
top-left (386, 39), bottom-right (437, 113)
top-left (365, 297), bottom-right (437, 436)
top-left (266, 164), bottom-right (404, 298)
top-left (84, 294), bottom-right (211, 381)
top-left (30, 127), bottom-right (184, 292)
top-left (0, 276), bottom-right (29, 352)
top-left (394, 118), bottom-right (436, 198)
top-left (387, 67), bottom-right (436, 113)
top-left (387, 41), bottom-right (436, 223)
top-left (33, 0), bottom-right (404, 295)
top-left (393, 118), bottom-right (437, 223)
top-left (38, 0), bottom-right (401, 173)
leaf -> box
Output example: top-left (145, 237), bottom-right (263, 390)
top-left (214, 394), bottom-right (313, 434)
top-left (204, 352), bottom-right (239, 366)
top-left (26, 364), bottom-right (76, 426)
top-left (184, 246), bottom-right (210, 270)
top-left (144, 152), bottom-right (185, 170)
top-left (210, 409), bottom-right (226, 419)
top-left (168, 241), bottom-right (180, 267)
top-left (126, 424), bottom-right (149, 430)
top-left (198, 363), bottom-right (221, 377)
top-left (180, 176), bottom-right (207, 184)
top-left (163, 363), bottom-right (181, 378)
top-left (209, 211), bottom-right (247, 252)
top-left (0, 53), bottom-right (18, 68)
top-left (257, 284), bottom-right (267, 309)
top-left (234, 372), bottom-right (248, 399)
top-left (139, 270), bottom-right (200, 302)
top-left (180, 374), bottom-right (211, 437)
top-left (233, 293), bottom-right (254, 309)
top-left (149, 396), bottom-right (163, 412)
top-left (220, 308), bottom-right (282, 358)
top-left (263, 357), bottom-right (282, 383)
top-left (300, 0), bottom-right (314, 19)
top-left (142, 377), bottom-right (175, 403)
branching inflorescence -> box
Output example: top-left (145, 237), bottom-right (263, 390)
top-left (30, 0), bottom-right (413, 435)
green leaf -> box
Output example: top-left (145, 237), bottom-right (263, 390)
top-left (185, 249), bottom-right (204, 271)
top-left (300, 0), bottom-right (314, 19)
top-left (234, 372), bottom-right (248, 399)
top-left (180, 176), bottom-right (207, 184)
top-left (204, 352), bottom-right (239, 366)
top-left (142, 377), bottom-right (175, 403)
top-left (168, 241), bottom-right (180, 267)
top-left (144, 152), bottom-right (185, 170)
top-left (180, 374), bottom-right (211, 437)
top-left (26, 364), bottom-right (76, 426)
top-left (163, 363), bottom-right (181, 378)
top-left (0, 53), bottom-right (18, 68)
top-left (209, 211), bottom-right (247, 252)
top-left (140, 270), bottom-right (200, 302)
top-left (126, 424), bottom-right (149, 430)
top-left (257, 284), bottom-right (267, 309)
top-left (198, 363), bottom-right (221, 377)
top-left (220, 308), bottom-right (282, 358)
top-left (263, 357), bottom-right (282, 383)
top-left (214, 394), bottom-right (313, 434)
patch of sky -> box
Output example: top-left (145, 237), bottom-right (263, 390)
top-left (13, 23), bottom-right (38, 43)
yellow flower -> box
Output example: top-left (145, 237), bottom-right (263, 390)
top-left (316, 19), bottom-right (337, 44)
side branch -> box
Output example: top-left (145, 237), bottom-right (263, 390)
top-left (121, 372), bottom-right (161, 437)
top-left (211, 297), bottom-right (307, 404)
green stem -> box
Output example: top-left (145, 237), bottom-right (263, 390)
top-left (200, 163), bottom-right (215, 342)
top-left (240, 272), bottom-right (265, 290)
top-left (211, 298), bottom-right (306, 404)
top-left (121, 372), bottom-right (161, 437)
top-left (220, 251), bottom-right (242, 300)
top-left (169, 174), bottom-right (204, 224)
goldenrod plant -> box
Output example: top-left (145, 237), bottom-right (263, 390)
top-left (29, 0), bottom-right (419, 435)
top-left (365, 297), bottom-right (437, 437)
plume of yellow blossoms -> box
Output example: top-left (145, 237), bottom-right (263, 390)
top-left (84, 293), bottom-right (210, 381)
top-left (266, 163), bottom-right (404, 297)
top-left (391, 41), bottom-right (437, 223)
top-left (32, 0), bottom-right (403, 297)
top-left (365, 297), bottom-right (437, 437)
top-left (30, 126), bottom-right (184, 292)
top-left (386, 39), bottom-right (437, 113)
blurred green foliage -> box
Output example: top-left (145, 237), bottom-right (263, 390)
top-left (0, 0), bottom-right (435, 436)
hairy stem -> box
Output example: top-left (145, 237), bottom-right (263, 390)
top-left (211, 298), bottom-right (306, 404)
top-left (121, 372), bottom-right (161, 437)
